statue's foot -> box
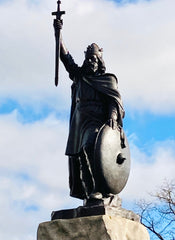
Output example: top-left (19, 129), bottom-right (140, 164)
top-left (89, 192), bottom-right (103, 200)
top-left (103, 193), bottom-right (115, 198)
top-left (83, 192), bottom-right (103, 206)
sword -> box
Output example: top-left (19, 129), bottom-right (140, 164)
top-left (52, 1), bottom-right (65, 87)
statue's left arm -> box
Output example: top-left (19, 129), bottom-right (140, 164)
top-left (109, 98), bottom-right (125, 126)
top-left (108, 100), bottom-right (119, 130)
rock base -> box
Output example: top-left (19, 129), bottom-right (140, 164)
top-left (37, 215), bottom-right (150, 240)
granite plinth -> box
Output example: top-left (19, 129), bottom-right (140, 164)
top-left (37, 215), bottom-right (150, 240)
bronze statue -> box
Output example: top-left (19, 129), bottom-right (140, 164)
top-left (53, 7), bottom-right (130, 205)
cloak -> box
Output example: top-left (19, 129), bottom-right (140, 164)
top-left (61, 53), bottom-right (125, 199)
top-left (65, 73), bottom-right (124, 156)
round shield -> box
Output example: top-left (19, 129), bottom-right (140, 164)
top-left (94, 124), bottom-right (130, 194)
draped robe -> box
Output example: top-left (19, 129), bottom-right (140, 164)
top-left (61, 53), bottom-right (124, 199)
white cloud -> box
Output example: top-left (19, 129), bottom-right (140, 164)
top-left (0, 111), bottom-right (174, 239)
top-left (0, 111), bottom-right (70, 192)
top-left (0, 111), bottom-right (82, 239)
top-left (0, 0), bottom-right (175, 239)
top-left (0, 0), bottom-right (175, 113)
top-left (121, 137), bottom-right (175, 201)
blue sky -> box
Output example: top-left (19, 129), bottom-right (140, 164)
top-left (114, 0), bottom-right (151, 4)
top-left (1, 98), bottom-right (175, 149)
top-left (0, 0), bottom-right (175, 239)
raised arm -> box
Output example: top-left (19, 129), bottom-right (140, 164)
top-left (53, 19), bottom-right (79, 80)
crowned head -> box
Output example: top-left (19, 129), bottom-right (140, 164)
top-left (83, 43), bottom-right (106, 75)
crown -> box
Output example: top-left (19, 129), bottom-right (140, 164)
top-left (85, 43), bottom-right (103, 58)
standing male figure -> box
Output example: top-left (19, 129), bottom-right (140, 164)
top-left (54, 19), bottom-right (126, 204)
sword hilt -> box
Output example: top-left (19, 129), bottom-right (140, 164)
top-left (52, 11), bottom-right (65, 19)
top-left (52, 1), bottom-right (65, 20)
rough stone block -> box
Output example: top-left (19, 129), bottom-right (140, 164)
top-left (37, 215), bottom-right (150, 240)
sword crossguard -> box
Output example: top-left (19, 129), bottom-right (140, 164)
top-left (52, 1), bottom-right (65, 20)
top-left (52, 11), bottom-right (65, 19)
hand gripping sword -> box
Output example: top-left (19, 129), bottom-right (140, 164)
top-left (52, 1), bottom-right (65, 86)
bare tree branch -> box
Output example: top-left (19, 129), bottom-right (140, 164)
top-left (136, 179), bottom-right (175, 240)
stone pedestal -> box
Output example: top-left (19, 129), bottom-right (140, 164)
top-left (37, 196), bottom-right (149, 240)
top-left (37, 215), bottom-right (150, 240)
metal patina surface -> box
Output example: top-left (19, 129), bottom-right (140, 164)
top-left (52, 7), bottom-right (131, 202)
top-left (94, 125), bottom-right (130, 194)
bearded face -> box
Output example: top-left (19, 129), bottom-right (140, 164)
top-left (84, 54), bottom-right (99, 75)
top-left (82, 43), bottom-right (106, 75)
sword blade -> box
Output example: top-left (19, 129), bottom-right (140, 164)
top-left (55, 32), bottom-right (60, 87)
top-left (52, 0), bottom-right (65, 87)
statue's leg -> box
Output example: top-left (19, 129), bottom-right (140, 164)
top-left (78, 147), bottom-right (95, 199)
top-left (79, 145), bottom-right (105, 208)
top-left (69, 156), bottom-right (84, 199)
top-left (78, 124), bottom-right (104, 200)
